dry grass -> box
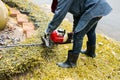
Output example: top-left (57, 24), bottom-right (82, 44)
top-left (0, 0), bottom-right (120, 80)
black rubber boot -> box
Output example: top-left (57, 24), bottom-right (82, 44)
top-left (57, 50), bottom-right (79, 68)
top-left (81, 41), bottom-right (96, 58)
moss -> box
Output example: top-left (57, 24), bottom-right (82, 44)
top-left (14, 34), bottom-right (120, 80)
top-left (0, 0), bottom-right (120, 80)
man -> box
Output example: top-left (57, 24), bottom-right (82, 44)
top-left (44, 0), bottom-right (112, 68)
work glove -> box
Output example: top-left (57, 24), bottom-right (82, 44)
top-left (41, 28), bottom-right (54, 48)
top-left (44, 28), bottom-right (52, 36)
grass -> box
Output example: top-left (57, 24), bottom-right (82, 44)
top-left (1, 0), bottom-right (120, 80)
top-left (13, 33), bottom-right (120, 80)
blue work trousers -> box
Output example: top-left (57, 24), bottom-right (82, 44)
top-left (72, 16), bottom-right (101, 54)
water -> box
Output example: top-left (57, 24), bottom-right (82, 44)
top-left (30, 0), bottom-right (120, 41)
top-left (97, 0), bottom-right (120, 41)
top-left (30, 0), bottom-right (52, 5)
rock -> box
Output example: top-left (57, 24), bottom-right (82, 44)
top-left (0, 1), bottom-right (8, 30)
top-left (98, 42), bottom-right (104, 46)
top-left (25, 30), bottom-right (35, 38)
top-left (17, 14), bottom-right (28, 25)
top-left (22, 22), bottom-right (35, 32)
top-left (0, 54), bottom-right (2, 59)
top-left (9, 8), bottom-right (20, 17)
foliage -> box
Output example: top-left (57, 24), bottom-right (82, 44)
top-left (0, 0), bottom-right (120, 80)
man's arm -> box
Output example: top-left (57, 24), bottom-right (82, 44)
top-left (46, 0), bottom-right (73, 34)
top-left (51, 0), bottom-right (58, 13)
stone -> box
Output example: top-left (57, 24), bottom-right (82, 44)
top-left (22, 22), bottom-right (35, 33)
top-left (17, 14), bottom-right (28, 25)
top-left (0, 55), bottom-right (2, 59)
top-left (25, 30), bottom-right (35, 38)
top-left (0, 1), bottom-right (8, 30)
top-left (9, 8), bottom-right (20, 17)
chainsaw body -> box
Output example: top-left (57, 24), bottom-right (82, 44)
top-left (41, 29), bottom-right (73, 48)
top-left (50, 29), bottom-right (68, 43)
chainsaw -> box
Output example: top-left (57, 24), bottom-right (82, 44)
top-left (0, 29), bottom-right (73, 48)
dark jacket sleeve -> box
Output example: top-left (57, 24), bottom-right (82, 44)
top-left (51, 0), bottom-right (58, 13)
top-left (46, 0), bottom-right (73, 34)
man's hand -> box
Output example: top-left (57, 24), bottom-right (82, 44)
top-left (44, 28), bottom-right (52, 35)
top-left (41, 28), bottom-right (54, 48)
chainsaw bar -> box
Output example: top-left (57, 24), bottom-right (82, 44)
top-left (0, 35), bottom-right (55, 49)
top-left (0, 43), bottom-right (43, 48)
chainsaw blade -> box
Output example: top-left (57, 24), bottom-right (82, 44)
top-left (0, 43), bottom-right (43, 49)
